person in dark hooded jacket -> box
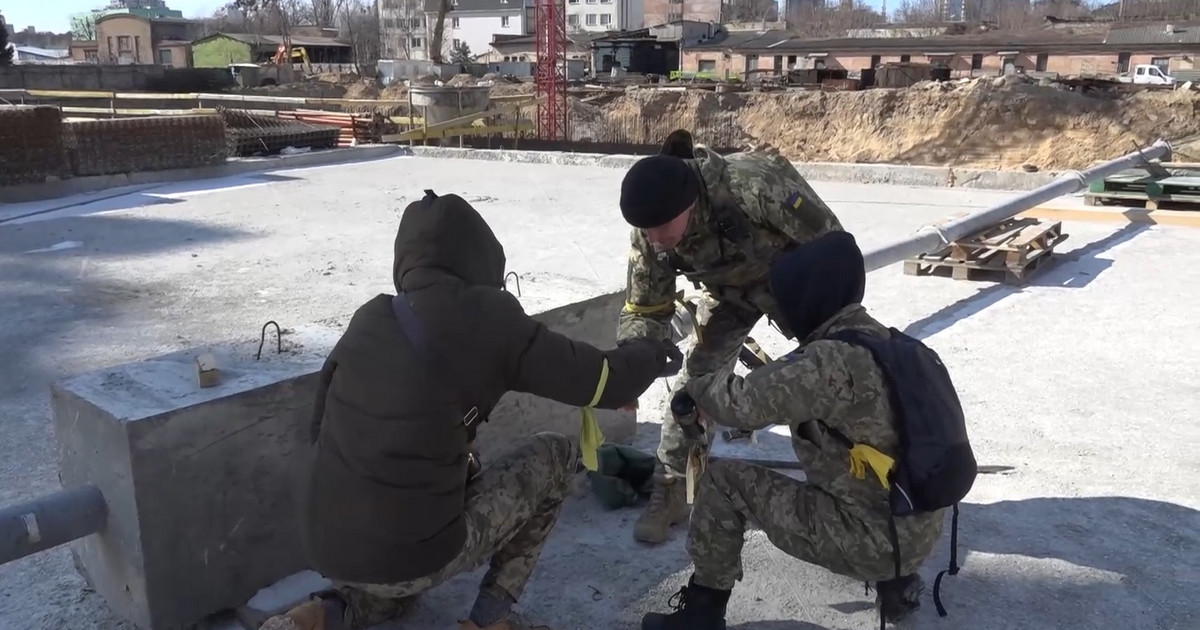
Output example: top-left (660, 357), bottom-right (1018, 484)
top-left (640, 231), bottom-right (945, 630)
top-left (261, 191), bottom-right (675, 630)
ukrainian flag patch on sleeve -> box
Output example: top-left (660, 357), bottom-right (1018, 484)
top-left (785, 192), bottom-right (803, 209)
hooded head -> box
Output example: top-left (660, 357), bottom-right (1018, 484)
top-left (392, 192), bottom-right (506, 293)
top-left (767, 231), bottom-right (866, 341)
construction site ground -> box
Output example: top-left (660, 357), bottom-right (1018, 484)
top-left (237, 72), bottom-right (1200, 171)
top-left (0, 156), bottom-right (1196, 630)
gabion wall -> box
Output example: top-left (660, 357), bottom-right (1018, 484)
top-left (0, 105), bottom-right (69, 186)
top-left (64, 115), bottom-right (230, 177)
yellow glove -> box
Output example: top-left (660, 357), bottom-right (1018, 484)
top-left (579, 358), bottom-right (610, 472)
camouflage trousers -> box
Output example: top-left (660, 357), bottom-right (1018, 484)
top-left (688, 458), bottom-right (917, 591)
top-left (327, 432), bottom-right (579, 628)
top-left (659, 295), bottom-right (762, 479)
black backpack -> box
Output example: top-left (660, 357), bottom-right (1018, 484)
top-left (829, 327), bottom-right (978, 622)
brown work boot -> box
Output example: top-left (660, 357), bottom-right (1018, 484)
top-left (633, 475), bottom-right (690, 544)
top-left (259, 599), bottom-right (327, 630)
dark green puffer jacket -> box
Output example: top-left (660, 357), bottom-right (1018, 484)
top-left (298, 192), bottom-right (666, 584)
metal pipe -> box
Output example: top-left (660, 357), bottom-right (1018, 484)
top-left (862, 138), bottom-right (1173, 272)
top-left (0, 485), bottom-right (106, 566)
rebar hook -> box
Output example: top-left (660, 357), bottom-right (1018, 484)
top-left (256, 320), bottom-right (282, 360)
top-left (504, 271), bottom-right (522, 297)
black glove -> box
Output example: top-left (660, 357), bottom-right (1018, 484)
top-left (661, 342), bottom-right (684, 377)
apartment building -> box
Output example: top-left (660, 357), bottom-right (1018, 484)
top-left (566, 0), bottom-right (645, 33)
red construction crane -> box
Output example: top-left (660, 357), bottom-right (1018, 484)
top-left (533, 0), bottom-right (569, 141)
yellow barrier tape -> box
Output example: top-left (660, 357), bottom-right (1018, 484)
top-left (579, 358), bottom-right (610, 472)
top-left (848, 444), bottom-right (894, 489)
top-left (621, 301), bottom-right (675, 315)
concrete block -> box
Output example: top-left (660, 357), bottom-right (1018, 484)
top-left (52, 326), bottom-right (336, 630)
top-left (51, 291), bottom-right (634, 629)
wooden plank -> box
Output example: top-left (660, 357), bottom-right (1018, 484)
top-left (60, 106), bottom-right (217, 116)
top-left (114, 92), bottom-right (200, 100)
top-left (381, 121), bottom-right (533, 143)
top-left (1019, 206), bottom-right (1200, 228)
top-left (27, 89), bottom-right (116, 99)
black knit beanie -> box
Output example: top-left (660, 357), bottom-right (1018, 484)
top-left (619, 155), bottom-right (700, 229)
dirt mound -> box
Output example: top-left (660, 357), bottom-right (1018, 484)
top-left (578, 82), bottom-right (1200, 170)
top-left (343, 78), bottom-right (382, 100)
top-left (490, 81), bottom-right (535, 97)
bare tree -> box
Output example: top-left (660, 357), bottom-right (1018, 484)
top-left (786, 1), bottom-right (886, 37)
top-left (892, 0), bottom-right (942, 22)
top-left (339, 0), bottom-right (381, 68)
top-left (310, 0), bottom-right (338, 28)
top-left (429, 0), bottom-right (451, 64)
top-left (724, 0), bottom-right (779, 23)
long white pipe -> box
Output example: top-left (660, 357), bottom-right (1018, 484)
top-left (862, 138), bottom-right (1173, 272)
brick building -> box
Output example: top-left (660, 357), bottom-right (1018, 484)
top-left (69, 12), bottom-right (202, 67)
top-left (681, 20), bottom-right (1200, 80)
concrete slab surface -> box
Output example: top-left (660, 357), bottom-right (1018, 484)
top-left (0, 155), bottom-right (1196, 630)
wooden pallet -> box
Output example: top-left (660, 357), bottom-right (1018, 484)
top-left (904, 218), bottom-right (1068, 285)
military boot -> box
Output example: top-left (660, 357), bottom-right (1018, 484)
top-left (876, 573), bottom-right (925, 624)
top-left (259, 599), bottom-right (331, 630)
top-left (641, 577), bottom-right (730, 630)
top-left (632, 474), bottom-right (690, 544)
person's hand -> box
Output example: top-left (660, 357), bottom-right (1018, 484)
top-left (661, 343), bottom-right (684, 377)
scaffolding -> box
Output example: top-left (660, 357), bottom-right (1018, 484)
top-left (534, 0), bottom-right (569, 141)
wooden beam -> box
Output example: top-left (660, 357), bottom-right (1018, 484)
top-left (1019, 206), bottom-right (1200, 228)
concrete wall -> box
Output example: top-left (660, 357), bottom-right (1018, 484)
top-left (681, 48), bottom-right (1199, 79)
top-left (49, 290), bottom-right (634, 630)
top-left (0, 64), bottom-right (166, 90)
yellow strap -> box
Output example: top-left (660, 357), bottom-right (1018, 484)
top-left (579, 358), bottom-right (611, 472)
top-left (622, 301), bottom-right (675, 315)
top-left (848, 444), bottom-right (895, 489)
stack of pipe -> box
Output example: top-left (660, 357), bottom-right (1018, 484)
top-left (275, 110), bottom-right (382, 147)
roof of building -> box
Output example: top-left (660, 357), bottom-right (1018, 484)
top-left (687, 22), bottom-right (1200, 53)
top-left (194, 32), bottom-right (352, 49)
top-left (424, 0), bottom-right (528, 12)
top-left (94, 12), bottom-right (197, 24)
top-left (491, 31), bottom-right (603, 47)
top-left (1104, 21), bottom-right (1200, 45)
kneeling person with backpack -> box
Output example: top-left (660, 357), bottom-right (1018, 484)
top-left (642, 231), bottom-right (976, 630)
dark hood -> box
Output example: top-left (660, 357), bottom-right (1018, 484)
top-left (392, 192), bottom-right (506, 293)
top-left (767, 231), bottom-right (866, 341)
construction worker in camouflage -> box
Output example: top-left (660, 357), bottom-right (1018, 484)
top-left (641, 231), bottom-right (945, 630)
top-left (616, 130), bottom-right (845, 544)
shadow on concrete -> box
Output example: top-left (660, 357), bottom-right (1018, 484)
top-left (0, 215), bottom-right (255, 397)
top-left (902, 222), bottom-right (1151, 340)
top-left (925, 496), bottom-right (1200, 630)
top-left (0, 173), bottom-right (303, 226)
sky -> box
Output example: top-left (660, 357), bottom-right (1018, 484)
top-left (2, 0), bottom-right (895, 36)
top-left (1, 1), bottom-right (226, 34)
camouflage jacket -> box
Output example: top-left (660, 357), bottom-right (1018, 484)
top-left (684, 305), bottom-right (946, 579)
top-left (617, 146), bottom-right (843, 343)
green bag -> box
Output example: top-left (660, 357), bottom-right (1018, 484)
top-left (586, 444), bottom-right (658, 510)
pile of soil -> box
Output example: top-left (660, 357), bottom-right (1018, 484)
top-left (580, 80), bottom-right (1200, 170)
